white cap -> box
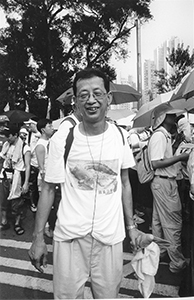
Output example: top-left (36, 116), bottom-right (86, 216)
top-left (24, 119), bottom-right (37, 125)
top-left (19, 127), bottom-right (28, 135)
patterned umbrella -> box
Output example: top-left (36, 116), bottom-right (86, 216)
top-left (170, 68), bottom-right (194, 101)
top-left (56, 82), bottom-right (141, 105)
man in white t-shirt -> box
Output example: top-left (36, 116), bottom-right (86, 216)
top-left (29, 68), bottom-right (151, 299)
top-left (148, 103), bottom-right (190, 274)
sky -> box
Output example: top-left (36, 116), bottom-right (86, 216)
top-left (112, 0), bottom-right (194, 83)
top-left (0, 0), bottom-right (194, 85)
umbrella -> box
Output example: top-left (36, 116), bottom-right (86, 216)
top-left (170, 68), bottom-right (194, 101)
top-left (109, 82), bottom-right (141, 104)
top-left (133, 91), bottom-right (174, 128)
top-left (56, 82), bottom-right (141, 105)
top-left (3, 110), bottom-right (36, 124)
top-left (117, 114), bottom-right (136, 127)
top-left (132, 91), bottom-right (191, 128)
top-left (107, 109), bottom-right (136, 127)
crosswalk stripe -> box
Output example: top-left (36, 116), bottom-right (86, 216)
top-left (0, 239), bottom-right (53, 252)
top-left (0, 239), bottom-right (134, 261)
top-left (0, 256), bottom-right (179, 297)
top-left (0, 239), bottom-right (179, 298)
top-left (0, 257), bottom-right (53, 274)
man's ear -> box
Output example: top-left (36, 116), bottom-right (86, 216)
top-left (107, 92), bottom-right (112, 106)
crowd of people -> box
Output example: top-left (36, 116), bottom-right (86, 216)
top-left (0, 67), bottom-right (194, 298)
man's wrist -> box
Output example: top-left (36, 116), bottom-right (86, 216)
top-left (126, 224), bottom-right (137, 230)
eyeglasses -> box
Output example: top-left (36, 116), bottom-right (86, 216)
top-left (77, 91), bottom-right (107, 102)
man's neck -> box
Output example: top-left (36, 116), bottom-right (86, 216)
top-left (41, 133), bottom-right (49, 140)
top-left (80, 120), bottom-right (108, 136)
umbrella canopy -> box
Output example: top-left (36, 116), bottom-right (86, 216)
top-left (170, 68), bottom-right (194, 101)
top-left (107, 109), bottom-right (136, 127)
top-left (132, 91), bottom-right (191, 128)
top-left (3, 110), bottom-right (36, 124)
top-left (56, 82), bottom-right (141, 105)
top-left (133, 91), bottom-right (174, 128)
top-left (109, 82), bottom-right (141, 104)
top-left (117, 114), bottom-right (136, 127)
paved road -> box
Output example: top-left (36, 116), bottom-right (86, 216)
top-left (0, 208), bottom-right (187, 299)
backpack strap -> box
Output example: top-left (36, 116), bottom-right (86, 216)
top-left (64, 126), bottom-right (75, 167)
top-left (114, 124), bottom-right (125, 145)
top-left (60, 116), bottom-right (77, 127)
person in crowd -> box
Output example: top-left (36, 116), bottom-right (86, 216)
top-left (0, 115), bottom-right (9, 153)
top-left (6, 126), bottom-right (31, 235)
top-left (24, 119), bottom-right (41, 212)
top-left (175, 116), bottom-right (194, 221)
top-left (35, 118), bottom-right (55, 238)
top-left (29, 68), bottom-right (150, 299)
top-left (128, 127), bottom-right (153, 229)
top-left (148, 103), bottom-right (190, 273)
top-left (0, 125), bottom-right (19, 230)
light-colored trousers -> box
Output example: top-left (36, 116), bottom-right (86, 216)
top-left (151, 176), bottom-right (186, 272)
top-left (53, 234), bottom-right (123, 299)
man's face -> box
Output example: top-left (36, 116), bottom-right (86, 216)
top-left (74, 76), bottom-right (112, 124)
top-left (8, 134), bottom-right (17, 145)
top-left (165, 114), bottom-right (177, 128)
top-left (26, 123), bottom-right (36, 133)
top-left (43, 123), bottom-right (54, 138)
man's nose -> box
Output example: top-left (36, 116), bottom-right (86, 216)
top-left (87, 93), bottom-right (96, 103)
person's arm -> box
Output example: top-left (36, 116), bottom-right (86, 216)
top-left (152, 152), bottom-right (189, 170)
top-left (22, 150), bottom-right (31, 194)
top-left (121, 168), bottom-right (141, 250)
top-left (121, 168), bottom-right (155, 251)
top-left (35, 144), bottom-right (46, 178)
top-left (28, 181), bottom-right (55, 272)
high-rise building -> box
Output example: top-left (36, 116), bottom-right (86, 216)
top-left (154, 36), bottom-right (181, 75)
top-left (143, 59), bottom-right (157, 104)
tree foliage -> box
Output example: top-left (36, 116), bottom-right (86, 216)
top-left (0, 0), bottom-right (152, 119)
top-left (155, 43), bottom-right (194, 94)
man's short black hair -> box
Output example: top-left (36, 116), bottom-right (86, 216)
top-left (4, 125), bottom-right (20, 137)
top-left (37, 119), bottom-right (52, 133)
top-left (73, 68), bottom-right (110, 96)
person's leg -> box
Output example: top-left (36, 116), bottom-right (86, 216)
top-left (29, 166), bottom-right (39, 210)
top-left (53, 236), bottom-right (91, 299)
top-left (11, 197), bottom-right (25, 235)
top-left (152, 177), bottom-right (186, 271)
top-left (0, 178), bottom-right (10, 229)
top-left (91, 240), bottom-right (123, 299)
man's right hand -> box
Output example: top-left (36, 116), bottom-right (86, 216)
top-left (28, 239), bottom-right (48, 273)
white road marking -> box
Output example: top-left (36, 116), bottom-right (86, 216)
top-left (0, 239), bottom-right (53, 252)
top-left (0, 239), bottom-right (179, 298)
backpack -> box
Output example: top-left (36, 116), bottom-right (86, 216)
top-left (64, 124), bottom-right (125, 167)
top-left (135, 129), bottom-right (167, 184)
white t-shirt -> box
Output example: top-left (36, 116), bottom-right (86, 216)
top-left (57, 114), bottom-right (79, 135)
top-left (148, 127), bottom-right (178, 177)
top-left (30, 132), bottom-right (41, 168)
top-left (45, 123), bottom-right (135, 245)
top-left (14, 144), bottom-right (31, 172)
